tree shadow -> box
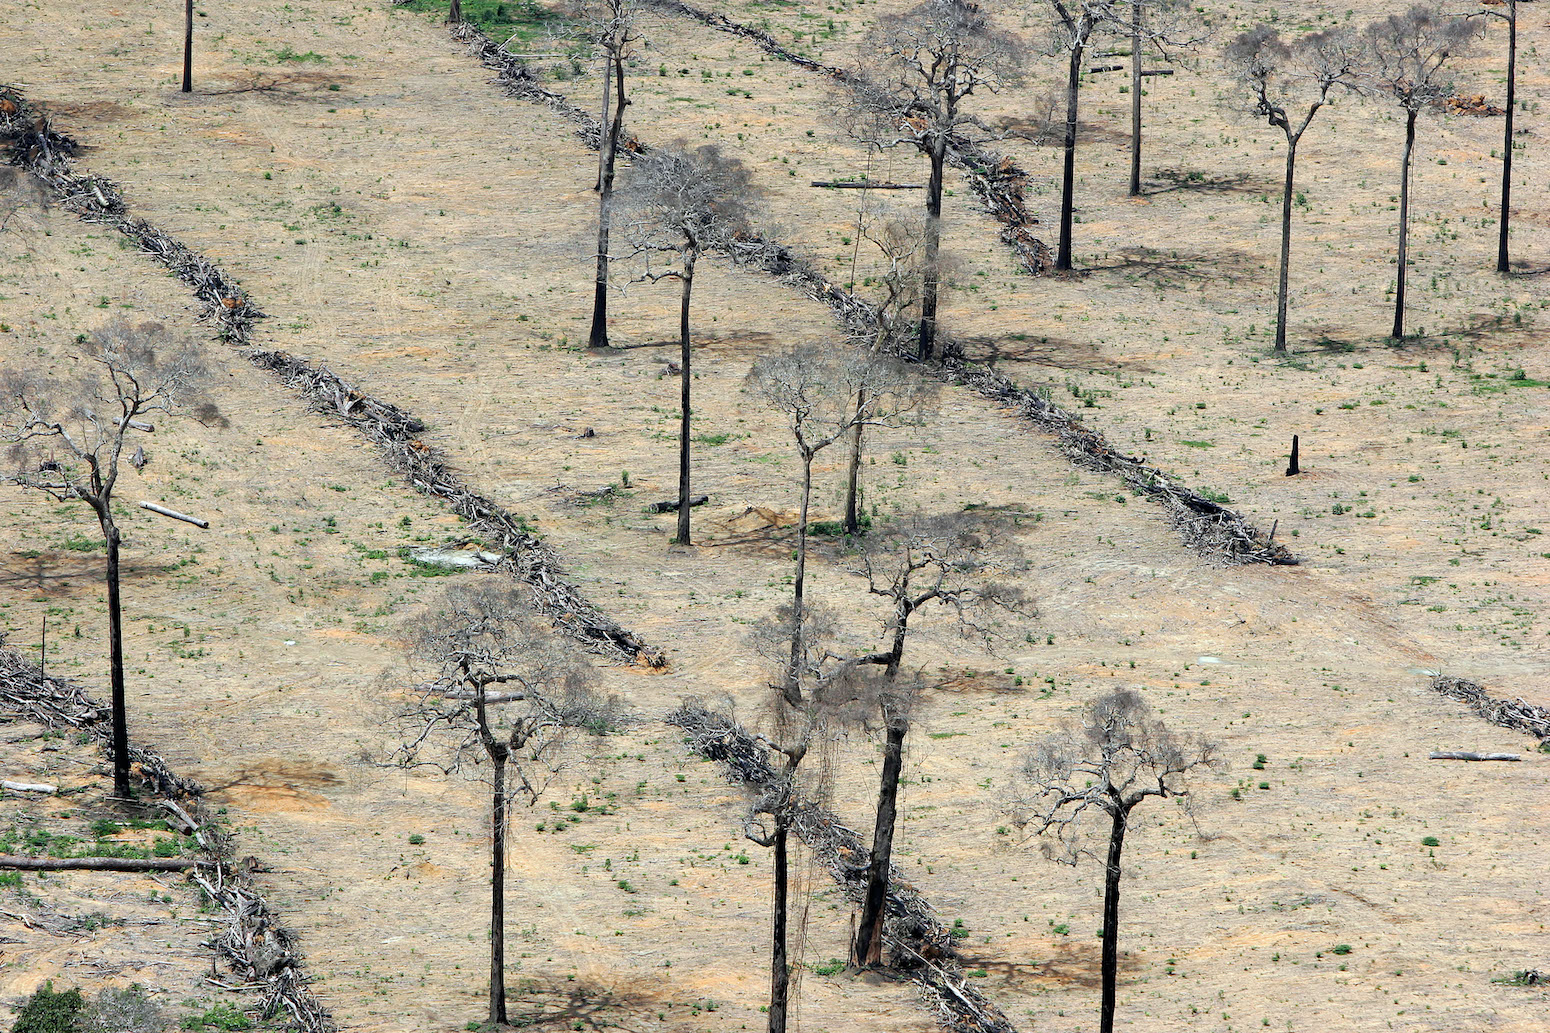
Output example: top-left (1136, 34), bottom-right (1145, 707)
top-left (1143, 167), bottom-right (1264, 196)
top-left (1084, 246), bottom-right (1262, 292)
top-left (957, 333), bottom-right (1131, 373)
top-left (0, 551), bottom-right (173, 594)
top-left (506, 982), bottom-right (658, 1031)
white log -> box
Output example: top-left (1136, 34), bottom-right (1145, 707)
top-left (1428, 751), bottom-right (1521, 762)
top-left (2, 779), bottom-right (58, 794)
top-left (138, 501), bottom-right (210, 528)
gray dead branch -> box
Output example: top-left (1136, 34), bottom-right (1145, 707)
top-left (0, 854), bottom-right (199, 872)
top-left (1, 779), bottom-right (58, 794)
top-left (1427, 751), bottom-right (1521, 762)
top-left (1432, 676), bottom-right (1550, 744)
top-left (666, 702), bottom-right (1016, 1033)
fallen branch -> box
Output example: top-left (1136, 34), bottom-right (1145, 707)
top-left (1428, 751), bottom-right (1521, 762)
top-left (809, 181), bottom-right (923, 190)
top-left (0, 854), bottom-right (199, 872)
top-left (1432, 676), bottom-right (1550, 743)
top-left (1, 779), bottom-right (57, 794)
top-left (139, 501), bottom-right (210, 528)
top-left (646, 495), bottom-right (708, 514)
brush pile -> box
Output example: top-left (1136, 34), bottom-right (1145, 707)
top-left (666, 701), bottom-right (1017, 1033)
top-left (1433, 676), bottom-right (1550, 743)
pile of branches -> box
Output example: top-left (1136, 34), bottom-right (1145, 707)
top-left (1433, 676), bottom-right (1550, 743)
top-left (666, 701), bottom-right (1017, 1033)
top-left (655, 0), bottom-right (1051, 275)
top-left (3, 84), bottom-right (661, 667)
top-left (0, 641), bottom-right (334, 1032)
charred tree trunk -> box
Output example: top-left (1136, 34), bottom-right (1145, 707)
top-left (784, 453), bottom-right (815, 694)
top-left (1285, 434), bottom-right (1300, 477)
top-left (1274, 138), bottom-right (1298, 353)
top-left (447, 0), bottom-right (463, 25)
top-left (1099, 800), bottom-right (1130, 1033)
top-left (917, 140), bottom-right (946, 361)
top-left (589, 53), bottom-right (626, 349)
top-left (1496, 0), bottom-right (1516, 274)
top-left (1128, 9), bottom-right (1143, 197)
top-left (852, 715), bottom-right (905, 967)
top-left (768, 814), bottom-right (791, 1033)
top-left (182, 0), bottom-right (194, 93)
top-left (843, 386), bottom-right (867, 535)
top-left (674, 251), bottom-right (698, 546)
top-left (488, 750), bottom-right (509, 1027)
top-left (100, 513), bottom-right (130, 798)
top-left (1393, 109), bottom-right (1416, 339)
top-left (1057, 42), bottom-right (1085, 271)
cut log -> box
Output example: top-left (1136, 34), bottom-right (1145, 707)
top-left (0, 854), bottom-right (199, 871)
top-left (808, 181), bottom-right (924, 190)
top-left (1, 780), bottom-right (58, 794)
top-left (138, 501), bottom-right (210, 528)
top-left (1428, 751), bottom-right (1521, 762)
top-left (647, 495), bottom-right (708, 514)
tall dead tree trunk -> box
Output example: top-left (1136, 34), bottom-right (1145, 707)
top-left (1128, 7), bottom-right (1143, 196)
top-left (768, 813), bottom-right (791, 1033)
top-left (784, 452), bottom-right (815, 688)
top-left (918, 140), bottom-right (946, 361)
top-left (1274, 140), bottom-right (1297, 353)
top-left (589, 53), bottom-right (627, 349)
top-left (97, 508), bottom-right (130, 799)
top-left (1497, 0), bottom-right (1516, 274)
top-left (1099, 800), bottom-right (1130, 1033)
top-left (843, 387), bottom-right (867, 535)
top-left (182, 0), bottom-right (194, 93)
top-left (1393, 109), bottom-right (1416, 339)
top-left (448, 0), bottom-right (463, 24)
top-left (853, 714), bottom-right (904, 966)
top-left (1057, 42), bottom-right (1085, 270)
top-left (488, 747), bottom-right (509, 1027)
top-left (674, 249), bottom-right (698, 545)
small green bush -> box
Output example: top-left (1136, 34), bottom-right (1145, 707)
top-left (1421, 836), bottom-right (1440, 848)
top-left (180, 1003), bottom-right (251, 1031)
top-left (12, 982), bottom-right (84, 1033)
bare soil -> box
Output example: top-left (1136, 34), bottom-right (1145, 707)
top-left (2, 2), bottom-right (1548, 1032)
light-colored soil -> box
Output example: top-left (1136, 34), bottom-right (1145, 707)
top-left (2, 2), bottom-right (1548, 1032)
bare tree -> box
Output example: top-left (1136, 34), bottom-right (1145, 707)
top-left (396, 583), bottom-right (611, 1028)
top-left (1364, 7), bottom-right (1475, 339)
top-left (625, 142), bottom-right (759, 545)
top-left (2, 321), bottom-right (221, 798)
top-left (1116, 0), bottom-right (1198, 197)
top-left (1469, 0), bottom-right (1537, 273)
top-left (1226, 25), bottom-right (1363, 353)
top-left (182, 0), bottom-right (195, 93)
top-left (568, 0), bottom-right (643, 349)
top-left (1008, 690), bottom-right (1217, 1033)
top-left (847, 511), bottom-right (1029, 967)
top-left (853, 0), bottom-right (1022, 360)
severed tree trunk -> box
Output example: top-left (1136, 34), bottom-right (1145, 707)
top-left (917, 139), bottom-right (946, 361)
top-left (1099, 800), bottom-right (1130, 1033)
top-left (1056, 41), bottom-right (1085, 271)
top-left (1273, 138), bottom-right (1298, 353)
top-left (783, 453), bottom-right (815, 693)
top-left (487, 749), bottom-right (509, 1026)
top-left (447, 0), bottom-right (463, 25)
top-left (1128, 7), bottom-right (1143, 197)
top-left (1496, 0), bottom-right (1516, 274)
top-left (1393, 108), bottom-right (1416, 339)
top-left (852, 715), bottom-right (904, 966)
top-left (768, 814), bottom-right (791, 1033)
top-left (674, 250), bottom-right (698, 545)
top-left (100, 512), bottom-right (130, 798)
top-left (589, 52), bottom-right (627, 348)
top-left (182, 0), bottom-right (194, 93)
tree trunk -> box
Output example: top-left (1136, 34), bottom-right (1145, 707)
top-left (589, 52), bottom-right (626, 349)
top-left (1496, 0), bottom-right (1516, 274)
top-left (768, 814), bottom-right (790, 1033)
top-left (674, 253), bottom-right (697, 546)
top-left (842, 386), bottom-right (866, 535)
top-left (101, 515), bottom-right (130, 798)
top-left (1100, 803), bottom-right (1129, 1033)
top-left (0, 855), bottom-right (196, 872)
top-left (852, 715), bottom-right (905, 967)
top-left (1128, 8), bottom-right (1142, 197)
top-left (488, 752), bottom-right (509, 1027)
top-left (447, 0), bottom-right (463, 25)
top-left (784, 454), bottom-right (814, 696)
top-left (1057, 42), bottom-right (1084, 271)
top-left (1274, 137), bottom-right (1298, 353)
top-left (1393, 108), bottom-right (1416, 340)
top-left (182, 0), bottom-right (194, 93)
top-left (917, 140), bottom-right (945, 361)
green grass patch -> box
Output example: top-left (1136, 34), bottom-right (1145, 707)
top-left (398, 0), bottom-right (558, 43)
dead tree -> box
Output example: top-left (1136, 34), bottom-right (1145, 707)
top-left (567, 0), bottom-right (644, 349)
top-left (1008, 689), bottom-right (1217, 1033)
top-left (2, 321), bottom-right (220, 798)
top-left (1116, 0), bottom-right (1198, 196)
top-left (182, 0), bottom-right (195, 93)
top-left (853, 0), bottom-right (1022, 360)
top-left (447, 0), bottom-right (463, 24)
top-left (625, 142), bottom-right (759, 545)
top-left (1227, 25), bottom-right (1363, 353)
top-left (396, 583), bottom-right (611, 1028)
top-left (847, 511), bottom-right (1029, 968)
top-left (1469, 0), bottom-right (1536, 273)
top-left (1363, 7), bottom-right (1475, 339)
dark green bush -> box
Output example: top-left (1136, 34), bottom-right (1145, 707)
top-left (12, 982), bottom-right (84, 1033)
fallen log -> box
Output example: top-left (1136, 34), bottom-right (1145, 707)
top-left (809, 180), bottom-right (924, 190)
top-left (0, 854), bottom-right (199, 871)
top-left (647, 495), bottom-right (708, 514)
top-left (1428, 751), bottom-right (1521, 762)
top-left (1, 779), bottom-right (57, 794)
top-left (139, 501), bottom-right (210, 528)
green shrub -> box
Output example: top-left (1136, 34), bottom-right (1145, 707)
top-left (180, 1003), bottom-right (250, 1031)
top-left (1421, 836), bottom-right (1440, 848)
top-left (12, 982), bottom-right (84, 1033)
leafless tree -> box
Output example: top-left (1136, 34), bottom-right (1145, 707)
top-left (1008, 689), bottom-right (1217, 1033)
top-left (852, 0), bottom-right (1022, 360)
top-left (396, 583), bottom-right (612, 1028)
top-left (182, 0), bottom-right (195, 93)
top-left (565, 0), bottom-right (644, 349)
top-left (2, 321), bottom-right (221, 797)
top-left (1468, 0), bottom-right (1537, 273)
top-left (1226, 25), bottom-right (1363, 353)
top-left (847, 511), bottom-right (1030, 967)
top-left (1363, 7), bottom-right (1476, 339)
top-left (1114, 0), bottom-right (1200, 196)
top-left (625, 142), bottom-right (759, 545)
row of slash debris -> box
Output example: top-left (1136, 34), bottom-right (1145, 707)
top-left (1, 84), bottom-right (662, 667)
top-left (655, 0), bottom-right (1053, 275)
top-left (0, 638), bottom-right (336, 1033)
top-left (442, 21), bottom-right (1292, 566)
top-left (1432, 676), bottom-right (1550, 744)
top-left (666, 702), bottom-right (1018, 1033)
